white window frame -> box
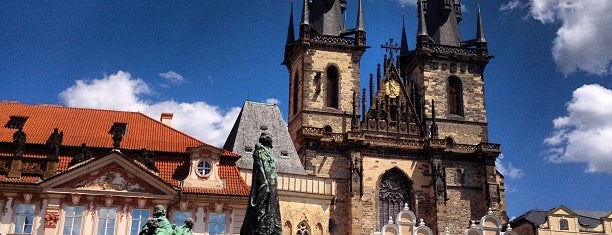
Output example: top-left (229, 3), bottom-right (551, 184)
top-left (196, 160), bottom-right (212, 177)
top-left (97, 207), bottom-right (118, 235)
top-left (130, 209), bottom-right (150, 235)
top-left (14, 203), bottom-right (36, 234)
top-left (63, 205), bottom-right (84, 235)
top-left (208, 212), bottom-right (227, 235)
top-left (172, 210), bottom-right (193, 226)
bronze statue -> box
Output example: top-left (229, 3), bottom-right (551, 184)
top-left (240, 132), bottom-right (282, 235)
top-left (139, 205), bottom-right (192, 235)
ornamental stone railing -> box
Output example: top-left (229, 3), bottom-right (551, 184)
top-left (374, 205), bottom-right (518, 235)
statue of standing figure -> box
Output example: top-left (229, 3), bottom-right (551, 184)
top-left (46, 128), bottom-right (63, 157)
top-left (240, 132), bottom-right (282, 235)
top-left (13, 127), bottom-right (26, 155)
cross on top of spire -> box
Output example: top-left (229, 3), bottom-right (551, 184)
top-left (381, 38), bottom-right (400, 59)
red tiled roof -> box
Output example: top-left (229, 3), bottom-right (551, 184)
top-left (0, 102), bottom-right (250, 196)
top-left (0, 102), bottom-right (205, 152)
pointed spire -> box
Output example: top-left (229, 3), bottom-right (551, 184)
top-left (476, 0), bottom-right (486, 43)
top-left (286, 1), bottom-right (296, 45)
top-left (356, 0), bottom-right (365, 32)
top-left (400, 5), bottom-right (409, 55)
top-left (417, 0), bottom-right (428, 37)
top-left (300, 0), bottom-right (309, 26)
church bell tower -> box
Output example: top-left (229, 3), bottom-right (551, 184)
top-left (283, 0), bottom-right (367, 153)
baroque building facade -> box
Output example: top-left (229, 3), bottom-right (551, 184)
top-left (282, 0), bottom-right (506, 234)
top-left (0, 102), bottom-right (251, 235)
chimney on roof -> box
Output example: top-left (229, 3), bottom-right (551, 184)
top-left (160, 113), bottom-right (173, 126)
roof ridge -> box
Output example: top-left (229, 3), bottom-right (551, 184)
top-left (0, 101), bottom-right (145, 115)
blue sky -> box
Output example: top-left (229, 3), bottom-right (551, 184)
top-left (1, 0), bottom-right (610, 219)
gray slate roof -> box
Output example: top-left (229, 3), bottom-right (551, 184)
top-left (223, 101), bottom-right (306, 175)
top-left (512, 207), bottom-right (611, 229)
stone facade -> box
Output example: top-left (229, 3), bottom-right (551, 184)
top-left (283, 1), bottom-right (506, 234)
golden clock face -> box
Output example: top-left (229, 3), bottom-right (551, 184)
top-left (385, 80), bottom-right (400, 98)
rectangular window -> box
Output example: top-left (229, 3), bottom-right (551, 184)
top-left (130, 209), bottom-right (150, 235)
top-left (63, 206), bottom-right (84, 235)
top-left (14, 204), bottom-right (35, 234)
top-left (208, 213), bottom-right (226, 235)
top-left (97, 207), bottom-right (117, 235)
top-left (172, 211), bottom-right (192, 226)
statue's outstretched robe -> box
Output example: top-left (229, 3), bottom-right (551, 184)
top-left (240, 136), bottom-right (282, 235)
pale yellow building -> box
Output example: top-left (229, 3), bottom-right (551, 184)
top-left (511, 206), bottom-right (612, 235)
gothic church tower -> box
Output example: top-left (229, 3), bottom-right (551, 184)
top-left (283, 0), bottom-right (505, 234)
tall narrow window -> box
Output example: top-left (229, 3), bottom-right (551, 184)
top-left (293, 73), bottom-right (300, 115)
top-left (173, 211), bottom-right (192, 226)
top-left (130, 209), bottom-right (150, 235)
top-left (14, 204), bottom-right (35, 234)
top-left (98, 207), bottom-right (117, 235)
top-left (63, 206), bottom-right (84, 235)
top-left (378, 168), bottom-right (413, 229)
top-left (559, 218), bottom-right (569, 230)
top-left (447, 76), bottom-right (463, 116)
top-left (208, 213), bottom-right (226, 235)
top-left (326, 66), bottom-right (339, 108)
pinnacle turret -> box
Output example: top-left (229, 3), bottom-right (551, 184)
top-left (400, 6), bottom-right (409, 55)
top-left (356, 0), bottom-right (365, 32)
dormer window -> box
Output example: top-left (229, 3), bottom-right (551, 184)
top-left (5, 116), bottom-right (28, 129)
top-left (110, 123), bottom-right (128, 136)
top-left (197, 161), bottom-right (212, 177)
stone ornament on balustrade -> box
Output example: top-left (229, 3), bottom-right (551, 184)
top-left (373, 204), bottom-right (518, 235)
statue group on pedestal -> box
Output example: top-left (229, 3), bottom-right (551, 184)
top-left (140, 205), bottom-right (193, 235)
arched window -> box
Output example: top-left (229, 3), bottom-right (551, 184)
top-left (297, 221), bottom-right (310, 235)
top-left (324, 125), bottom-right (332, 133)
top-left (378, 168), bottom-right (413, 229)
top-left (559, 218), bottom-right (569, 230)
top-left (447, 76), bottom-right (463, 116)
top-left (293, 72), bottom-right (300, 115)
top-left (326, 66), bottom-right (339, 108)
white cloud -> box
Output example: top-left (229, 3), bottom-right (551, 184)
top-left (528, 0), bottom-right (612, 75)
top-left (544, 84), bottom-right (612, 173)
top-left (396, 0), bottom-right (417, 7)
top-left (496, 153), bottom-right (524, 179)
top-left (59, 71), bottom-right (240, 147)
top-left (499, 0), bottom-right (525, 12)
top-left (265, 98), bottom-right (280, 105)
top-left (159, 70), bottom-right (185, 82)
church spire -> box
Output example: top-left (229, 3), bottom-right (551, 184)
top-left (309, 0), bottom-right (345, 36)
top-left (476, 0), bottom-right (486, 43)
top-left (300, 0), bottom-right (309, 26)
top-left (356, 0), bottom-right (365, 32)
top-left (286, 1), bottom-right (296, 45)
top-left (424, 0), bottom-right (462, 46)
top-left (283, 1), bottom-right (296, 65)
top-left (417, 0), bottom-right (429, 46)
top-left (400, 5), bottom-right (409, 55)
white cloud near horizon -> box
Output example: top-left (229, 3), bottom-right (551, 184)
top-left (496, 153), bottom-right (524, 179)
top-left (396, 0), bottom-right (417, 6)
top-left (59, 71), bottom-right (241, 147)
top-left (500, 0), bottom-right (612, 75)
top-left (159, 70), bottom-right (185, 82)
top-left (544, 84), bottom-right (612, 173)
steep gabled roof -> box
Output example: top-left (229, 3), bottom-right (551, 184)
top-left (0, 102), bottom-right (203, 153)
top-left (224, 101), bottom-right (306, 175)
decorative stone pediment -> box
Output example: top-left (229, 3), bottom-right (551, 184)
top-left (59, 162), bottom-right (162, 194)
top-left (40, 151), bottom-right (176, 199)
